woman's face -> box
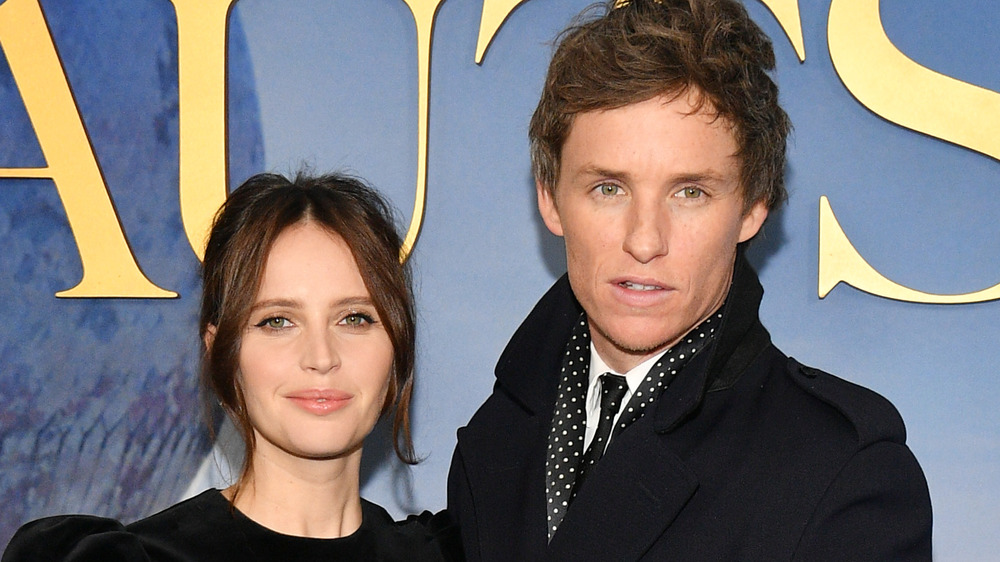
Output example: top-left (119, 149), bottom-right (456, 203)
top-left (238, 221), bottom-right (394, 464)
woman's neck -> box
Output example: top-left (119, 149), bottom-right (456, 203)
top-left (226, 443), bottom-right (364, 539)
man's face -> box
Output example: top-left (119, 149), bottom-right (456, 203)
top-left (537, 92), bottom-right (767, 373)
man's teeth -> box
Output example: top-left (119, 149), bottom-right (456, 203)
top-left (621, 281), bottom-right (661, 291)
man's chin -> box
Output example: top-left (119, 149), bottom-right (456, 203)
top-left (591, 322), bottom-right (680, 369)
top-left (609, 337), bottom-right (673, 358)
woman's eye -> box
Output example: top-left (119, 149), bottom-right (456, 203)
top-left (256, 317), bottom-right (291, 329)
top-left (341, 312), bottom-right (376, 327)
top-left (596, 183), bottom-right (620, 197)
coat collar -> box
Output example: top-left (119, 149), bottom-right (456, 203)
top-left (494, 248), bottom-right (771, 429)
top-left (653, 249), bottom-right (772, 432)
top-left (493, 273), bottom-right (582, 416)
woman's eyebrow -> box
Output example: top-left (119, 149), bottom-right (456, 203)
top-left (249, 296), bottom-right (375, 312)
top-left (248, 298), bottom-right (301, 312)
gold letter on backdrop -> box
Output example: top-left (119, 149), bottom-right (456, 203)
top-left (0, 0), bottom-right (176, 298)
top-left (398, 0), bottom-right (446, 260)
top-left (819, 197), bottom-right (1000, 303)
top-left (170, 0), bottom-right (238, 261)
top-left (826, 0), bottom-right (1000, 303)
top-left (758, 0), bottom-right (805, 62)
top-left (475, 0), bottom-right (528, 63)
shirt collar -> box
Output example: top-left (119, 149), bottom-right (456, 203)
top-left (588, 344), bottom-right (667, 402)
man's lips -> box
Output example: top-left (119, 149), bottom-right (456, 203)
top-left (610, 278), bottom-right (673, 306)
top-left (285, 389), bottom-right (352, 415)
top-left (612, 276), bottom-right (669, 291)
top-left (618, 280), bottom-right (664, 291)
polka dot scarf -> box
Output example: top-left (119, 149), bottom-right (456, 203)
top-left (544, 310), bottom-right (723, 539)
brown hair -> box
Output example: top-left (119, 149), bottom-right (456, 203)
top-left (199, 172), bottom-right (417, 495)
top-left (529, 0), bottom-right (791, 212)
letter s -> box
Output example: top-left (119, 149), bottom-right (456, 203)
top-left (822, 0), bottom-right (1000, 303)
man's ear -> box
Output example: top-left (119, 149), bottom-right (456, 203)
top-left (203, 325), bottom-right (217, 352)
top-left (738, 200), bottom-right (769, 243)
top-left (536, 180), bottom-right (564, 237)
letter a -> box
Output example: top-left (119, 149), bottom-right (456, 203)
top-left (0, 0), bottom-right (176, 297)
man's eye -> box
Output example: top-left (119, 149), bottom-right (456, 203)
top-left (256, 317), bottom-right (291, 329)
top-left (341, 313), bottom-right (376, 327)
top-left (677, 187), bottom-right (704, 198)
top-left (597, 183), bottom-right (620, 196)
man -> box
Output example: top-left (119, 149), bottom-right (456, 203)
top-left (448, 0), bottom-right (932, 560)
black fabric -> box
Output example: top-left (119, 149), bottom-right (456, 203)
top-left (448, 252), bottom-right (933, 562)
top-left (3, 489), bottom-right (460, 562)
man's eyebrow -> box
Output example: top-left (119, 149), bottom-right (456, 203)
top-left (672, 171), bottom-right (728, 184)
top-left (576, 166), bottom-right (728, 184)
top-left (577, 165), bottom-right (630, 181)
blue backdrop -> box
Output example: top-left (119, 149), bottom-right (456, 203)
top-left (1, 1), bottom-right (997, 560)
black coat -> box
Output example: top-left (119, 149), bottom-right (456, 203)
top-left (448, 255), bottom-right (932, 561)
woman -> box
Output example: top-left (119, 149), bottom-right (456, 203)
top-left (4, 173), bottom-right (458, 561)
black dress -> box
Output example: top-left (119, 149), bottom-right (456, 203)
top-left (3, 489), bottom-right (460, 561)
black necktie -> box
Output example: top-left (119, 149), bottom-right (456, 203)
top-left (571, 373), bottom-right (628, 499)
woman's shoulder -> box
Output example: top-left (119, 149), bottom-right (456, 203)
top-left (124, 489), bottom-right (244, 560)
top-left (2, 490), bottom-right (234, 562)
top-left (360, 500), bottom-right (463, 561)
top-left (125, 488), bottom-right (227, 537)
top-left (3, 514), bottom-right (146, 562)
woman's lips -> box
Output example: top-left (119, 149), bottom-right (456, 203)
top-left (285, 390), bottom-right (352, 415)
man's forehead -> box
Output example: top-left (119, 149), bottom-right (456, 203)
top-left (571, 88), bottom-right (733, 132)
top-left (557, 91), bottom-right (741, 173)
top-left (564, 94), bottom-right (736, 155)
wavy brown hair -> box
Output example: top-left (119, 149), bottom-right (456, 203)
top-left (529, 0), bottom-right (791, 212)
top-left (199, 172), bottom-right (417, 498)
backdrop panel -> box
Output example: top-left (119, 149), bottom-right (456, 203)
top-left (1, 1), bottom-right (997, 559)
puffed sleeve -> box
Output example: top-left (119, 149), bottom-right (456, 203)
top-left (3, 515), bottom-right (152, 562)
top-left (400, 509), bottom-right (464, 562)
top-left (793, 440), bottom-right (933, 561)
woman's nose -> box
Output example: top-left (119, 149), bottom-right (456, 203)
top-left (300, 328), bottom-right (340, 374)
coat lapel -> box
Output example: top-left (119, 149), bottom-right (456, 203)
top-left (455, 275), bottom-right (581, 560)
top-left (547, 414), bottom-right (699, 561)
top-left (457, 409), bottom-right (550, 559)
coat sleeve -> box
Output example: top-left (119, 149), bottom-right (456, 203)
top-left (2, 515), bottom-right (152, 562)
top-left (447, 441), bottom-right (478, 562)
top-left (792, 440), bottom-right (932, 561)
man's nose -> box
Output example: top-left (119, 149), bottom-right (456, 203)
top-left (622, 200), bottom-right (668, 263)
